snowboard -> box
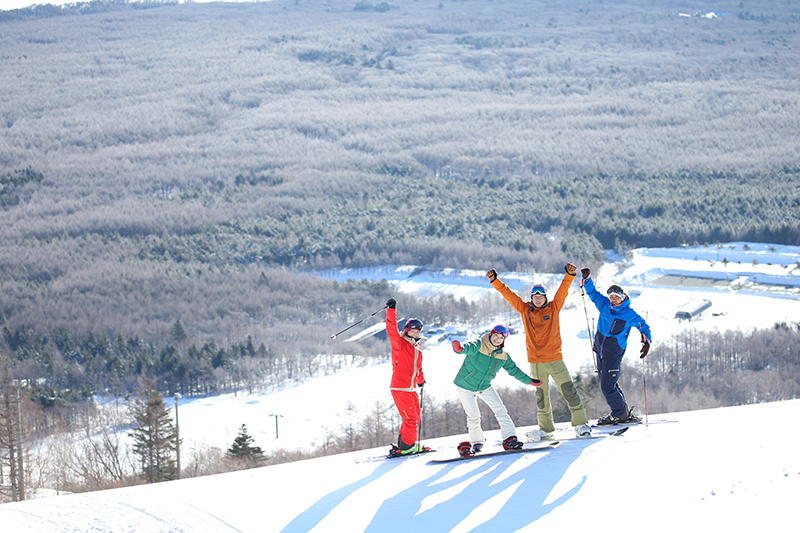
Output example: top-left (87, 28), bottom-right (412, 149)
top-left (427, 440), bottom-right (560, 464)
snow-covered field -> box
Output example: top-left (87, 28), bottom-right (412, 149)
top-left (3, 401), bottom-right (798, 532)
top-left (2, 242), bottom-right (799, 531)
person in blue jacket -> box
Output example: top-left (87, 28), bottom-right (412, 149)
top-left (451, 325), bottom-right (541, 456)
top-left (581, 268), bottom-right (652, 425)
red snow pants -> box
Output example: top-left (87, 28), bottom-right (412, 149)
top-left (391, 389), bottom-right (420, 448)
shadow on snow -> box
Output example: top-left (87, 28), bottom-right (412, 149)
top-left (281, 438), bottom-right (601, 532)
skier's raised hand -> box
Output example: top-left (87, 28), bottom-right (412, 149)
top-left (451, 340), bottom-right (463, 353)
top-left (565, 263), bottom-right (577, 276)
top-left (640, 332), bottom-right (651, 359)
top-left (581, 268), bottom-right (591, 279)
top-left (486, 269), bottom-right (497, 282)
top-left (385, 298), bottom-right (396, 309)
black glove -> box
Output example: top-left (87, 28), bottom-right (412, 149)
top-left (487, 269), bottom-right (497, 282)
top-left (386, 298), bottom-right (396, 309)
top-left (581, 268), bottom-right (591, 279)
top-left (640, 333), bottom-right (650, 359)
top-left (418, 381), bottom-right (425, 389)
top-left (565, 263), bottom-right (577, 276)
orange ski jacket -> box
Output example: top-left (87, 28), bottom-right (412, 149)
top-left (491, 272), bottom-right (575, 364)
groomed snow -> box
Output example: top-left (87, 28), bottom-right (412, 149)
top-left (3, 401), bottom-right (798, 532)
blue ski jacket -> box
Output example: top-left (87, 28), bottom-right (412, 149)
top-left (584, 278), bottom-right (651, 358)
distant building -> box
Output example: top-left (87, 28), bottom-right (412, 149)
top-left (674, 299), bottom-right (712, 321)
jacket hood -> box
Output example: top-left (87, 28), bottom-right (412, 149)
top-left (611, 296), bottom-right (631, 311)
top-left (479, 333), bottom-right (508, 359)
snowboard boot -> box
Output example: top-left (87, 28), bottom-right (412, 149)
top-left (525, 429), bottom-right (554, 442)
top-left (596, 412), bottom-right (621, 426)
top-left (502, 436), bottom-right (523, 450)
top-left (472, 442), bottom-right (484, 454)
top-left (575, 424), bottom-right (592, 437)
top-left (619, 406), bottom-right (642, 424)
top-left (458, 441), bottom-right (474, 457)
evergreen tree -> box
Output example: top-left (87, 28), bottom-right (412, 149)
top-left (226, 424), bottom-right (266, 467)
top-left (130, 390), bottom-right (177, 483)
top-left (170, 319), bottom-right (187, 345)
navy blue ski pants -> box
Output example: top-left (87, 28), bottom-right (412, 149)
top-left (594, 337), bottom-right (628, 417)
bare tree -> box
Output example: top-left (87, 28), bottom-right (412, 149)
top-left (0, 352), bottom-right (24, 502)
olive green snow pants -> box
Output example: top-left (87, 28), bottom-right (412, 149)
top-left (531, 360), bottom-right (588, 433)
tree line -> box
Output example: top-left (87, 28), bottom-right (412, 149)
top-left (4, 280), bottom-right (482, 404)
top-left (1, 166), bottom-right (797, 354)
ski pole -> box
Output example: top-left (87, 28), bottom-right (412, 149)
top-left (580, 285), bottom-right (598, 373)
top-left (642, 356), bottom-right (649, 427)
top-left (418, 384), bottom-right (425, 441)
top-left (330, 305), bottom-right (386, 339)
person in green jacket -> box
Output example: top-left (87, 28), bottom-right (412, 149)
top-left (451, 325), bottom-right (542, 456)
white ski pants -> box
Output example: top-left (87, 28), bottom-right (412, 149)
top-left (456, 385), bottom-right (517, 444)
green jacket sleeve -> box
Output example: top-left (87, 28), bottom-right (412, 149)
top-left (502, 356), bottom-right (533, 384)
top-left (458, 339), bottom-right (482, 356)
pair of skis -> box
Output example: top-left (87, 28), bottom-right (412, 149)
top-left (355, 447), bottom-right (436, 464)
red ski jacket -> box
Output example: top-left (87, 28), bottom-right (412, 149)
top-left (386, 307), bottom-right (425, 392)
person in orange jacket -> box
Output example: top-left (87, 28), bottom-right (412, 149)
top-left (385, 298), bottom-right (430, 456)
top-left (488, 264), bottom-right (592, 439)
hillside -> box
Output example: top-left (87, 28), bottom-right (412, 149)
top-left (1, 0), bottom-right (798, 350)
top-left (2, 399), bottom-right (798, 532)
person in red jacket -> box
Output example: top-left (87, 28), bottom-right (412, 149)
top-left (385, 298), bottom-right (430, 456)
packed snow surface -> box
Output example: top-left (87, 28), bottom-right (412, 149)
top-left (3, 401), bottom-right (798, 531)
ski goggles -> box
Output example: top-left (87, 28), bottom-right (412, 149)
top-left (404, 319), bottom-right (423, 331)
top-left (607, 285), bottom-right (625, 296)
top-left (530, 285), bottom-right (547, 296)
top-left (490, 325), bottom-right (509, 337)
